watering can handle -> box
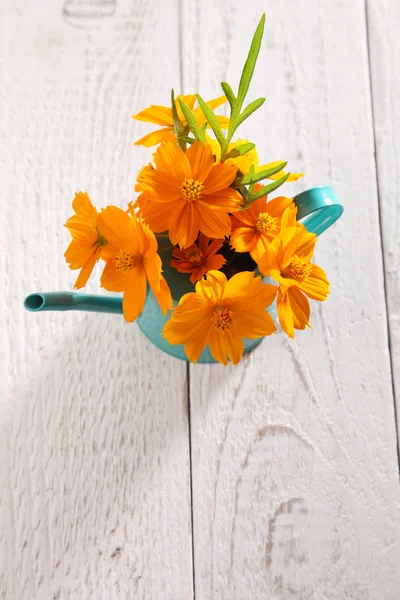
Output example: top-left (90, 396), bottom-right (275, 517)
top-left (293, 186), bottom-right (343, 236)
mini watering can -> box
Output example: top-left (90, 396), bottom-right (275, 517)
top-left (24, 186), bottom-right (342, 363)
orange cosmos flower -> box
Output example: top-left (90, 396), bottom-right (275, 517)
top-left (64, 192), bottom-right (108, 289)
top-left (259, 227), bottom-right (330, 338)
top-left (133, 94), bottom-right (230, 147)
top-left (170, 234), bottom-right (226, 283)
top-left (97, 206), bottom-right (172, 323)
top-left (230, 191), bottom-right (297, 264)
top-left (163, 270), bottom-right (277, 365)
top-left (139, 141), bottom-right (243, 249)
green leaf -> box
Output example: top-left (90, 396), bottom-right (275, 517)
top-left (197, 94), bottom-right (227, 151)
top-left (235, 97), bottom-right (266, 130)
top-left (247, 164), bottom-right (256, 197)
top-left (236, 161), bottom-right (287, 186)
top-left (246, 173), bottom-right (290, 204)
top-left (179, 136), bottom-right (196, 145)
top-left (178, 99), bottom-right (206, 142)
top-left (171, 89), bottom-right (181, 136)
top-left (225, 142), bottom-right (255, 159)
top-left (237, 186), bottom-right (249, 200)
top-left (237, 14), bottom-right (266, 109)
top-left (220, 82), bottom-right (236, 108)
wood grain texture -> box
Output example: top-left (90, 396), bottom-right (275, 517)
top-left (366, 0), bottom-right (400, 439)
top-left (181, 0), bottom-right (400, 598)
top-left (0, 1), bottom-right (193, 598)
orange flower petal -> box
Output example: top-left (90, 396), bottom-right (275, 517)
top-left (204, 254), bottom-right (226, 271)
top-left (163, 295), bottom-right (212, 362)
top-left (153, 141), bottom-right (191, 182)
top-left (193, 95), bottom-right (227, 125)
top-left (224, 273), bottom-right (277, 308)
top-left (257, 245), bottom-right (280, 277)
top-left (170, 259), bottom-right (195, 273)
top-left (100, 243), bottom-right (120, 261)
top-left (279, 228), bottom-right (309, 267)
top-left (152, 276), bottom-right (173, 315)
top-left (202, 187), bottom-right (243, 211)
top-left (237, 307), bottom-right (276, 338)
top-left (264, 196), bottom-right (293, 218)
top-left (290, 231), bottom-right (317, 263)
top-left (203, 95), bottom-right (227, 111)
top-left (64, 239), bottom-right (95, 269)
top-left (225, 275), bottom-right (277, 308)
top-left (216, 115), bottom-right (230, 130)
top-left (167, 294), bottom-right (210, 324)
top-left (141, 221), bottom-right (158, 253)
top-left (231, 209), bottom-right (255, 228)
top-left (97, 206), bottom-right (141, 251)
top-left (168, 201), bottom-right (200, 248)
top-left (277, 289), bottom-right (294, 338)
top-left (223, 271), bottom-right (254, 298)
top-left (64, 215), bottom-right (97, 241)
top-left (143, 250), bottom-right (162, 292)
top-left (186, 142), bottom-right (214, 182)
top-left (202, 162), bottom-right (237, 194)
top-left (230, 304), bottom-right (276, 338)
top-left (71, 191), bottom-right (97, 217)
top-left (133, 105), bottom-right (172, 126)
top-left (287, 287), bottom-right (311, 330)
top-left (183, 324), bottom-right (212, 363)
top-left (298, 265), bottom-right (330, 301)
top-left (224, 330), bottom-right (244, 365)
top-left (73, 252), bottom-right (98, 290)
top-left (141, 199), bottom-right (181, 233)
top-left (280, 205), bottom-right (298, 229)
top-left (122, 267), bottom-right (147, 323)
top-left (258, 161), bottom-right (303, 182)
top-left (187, 268), bottom-right (203, 283)
top-left (100, 260), bottom-right (128, 292)
top-left (230, 226), bottom-right (257, 254)
top-left (203, 238), bottom-right (224, 258)
top-left (208, 328), bottom-right (229, 365)
top-left (176, 94), bottom-right (197, 121)
top-left (197, 203), bottom-right (231, 239)
top-left (195, 270), bottom-right (226, 304)
top-left (245, 197), bottom-right (269, 218)
top-left (252, 234), bottom-right (271, 263)
top-left (140, 169), bottom-right (182, 199)
top-left (134, 128), bottom-right (176, 147)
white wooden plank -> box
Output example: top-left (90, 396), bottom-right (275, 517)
top-left (0, 1), bottom-right (193, 598)
top-left (181, 0), bottom-right (400, 598)
top-left (366, 0), bottom-right (400, 440)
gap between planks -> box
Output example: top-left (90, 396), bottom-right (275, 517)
top-left (178, 2), bottom-right (197, 597)
top-left (364, 0), bottom-right (400, 473)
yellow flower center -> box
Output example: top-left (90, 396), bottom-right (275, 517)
top-left (212, 305), bottom-right (233, 332)
top-left (283, 256), bottom-right (312, 282)
top-left (115, 250), bottom-right (142, 272)
top-left (184, 244), bottom-right (203, 267)
top-left (181, 178), bottom-right (204, 202)
top-left (255, 212), bottom-right (278, 234)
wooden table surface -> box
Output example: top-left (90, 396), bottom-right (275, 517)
top-left (2, 1), bottom-right (399, 598)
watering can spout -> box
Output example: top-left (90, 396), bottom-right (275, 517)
top-left (24, 292), bottom-right (123, 315)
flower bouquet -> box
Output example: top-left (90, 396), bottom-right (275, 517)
top-left (27, 14), bottom-right (342, 365)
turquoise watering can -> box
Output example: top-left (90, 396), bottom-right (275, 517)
top-left (24, 186), bottom-right (342, 363)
